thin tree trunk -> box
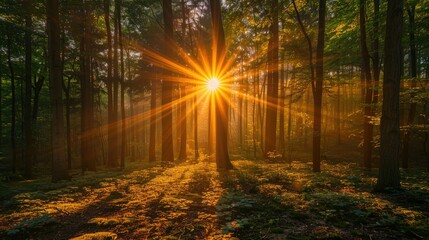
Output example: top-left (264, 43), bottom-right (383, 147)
top-left (402, 4), bottom-right (417, 169)
top-left (238, 60), bottom-right (243, 148)
top-left (117, 0), bottom-right (126, 169)
top-left (187, 18), bottom-right (199, 162)
top-left (287, 79), bottom-right (292, 161)
top-left (126, 48), bottom-right (137, 161)
top-left (360, 0), bottom-right (374, 171)
top-left (0, 53), bottom-right (2, 146)
top-left (313, 0), bottom-right (326, 172)
top-left (108, 0), bottom-right (119, 168)
top-left (24, 0), bottom-right (33, 178)
top-left (178, 86), bottom-right (187, 161)
top-left (252, 70), bottom-right (257, 159)
top-left (279, 53), bottom-right (285, 158)
top-left (194, 88), bottom-right (199, 161)
top-left (7, 30), bottom-right (16, 174)
top-left (149, 79), bottom-right (157, 162)
top-left (292, 0), bottom-right (316, 152)
top-left (64, 76), bottom-right (72, 169)
top-left (161, 0), bottom-right (174, 162)
top-left (178, 0), bottom-right (188, 161)
top-left (104, 0), bottom-right (117, 167)
top-left (292, 0), bottom-right (315, 94)
top-left (336, 69), bottom-right (341, 144)
top-left (372, 0), bottom-right (380, 101)
top-left (208, 95), bottom-right (214, 161)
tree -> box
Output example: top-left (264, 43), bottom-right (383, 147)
top-left (375, 0), bottom-right (403, 190)
top-left (6, 28), bottom-right (16, 174)
top-left (210, 0), bottom-right (233, 170)
top-left (104, 0), bottom-right (118, 168)
top-left (402, 2), bottom-right (417, 169)
top-left (360, 0), bottom-right (374, 171)
top-left (23, 0), bottom-right (33, 178)
top-left (312, 0), bottom-right (326, 173)
top-left (80, 1), bottom-right (96, 172)
top-left (161, 0), bottom-right (174, 162)
top-left (149, 78), bottom-right (157, 162)
top-left (0, 51), bottom-right (2, 147)
top-left (47, 0), bottom-right (68, 181)
top-left (279, 53), bottom-right (286, 157)
top-left (117, 0), bottom-right (126, 169)
top-left (264, 0), bottom-right (279, 158)
top-left (178, 0), bottom-right (188, 162)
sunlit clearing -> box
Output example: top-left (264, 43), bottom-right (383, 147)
top-left (207, 77), bottom-right (220, 92)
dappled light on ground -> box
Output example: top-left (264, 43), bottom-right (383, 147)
top-left (1, 161), bottom-right (428, 239)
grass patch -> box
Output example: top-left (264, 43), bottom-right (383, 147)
top-left (70, 232), bottom-right (117, 240)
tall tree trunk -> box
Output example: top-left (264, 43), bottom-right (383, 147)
top-left (185, 17), bottom-right (198, 162)
top-left (287, 70), bottom-right (293, 161)
top-left (238, 60), bottom-right (243, 148)
top-left (372, 0), bottom-right (380, 100)
top-left (47, 0), bottom-right (68, 181)
top-left (104, 0), bottom-right (117, 168)
top-left (193, 90), bottom-right (199, 161)
top-left (64, 76), bottom-right (72, 169)
top-left (0, 53), bottom-right (2, 146)
top-left (208, 94), bottom-right (215, 161)
top-left (7, 30), bottom-right (16, 174)
top-left (129, 94), bottom-right (137, 161)
top-left (402, 4), bottom-right (417, 169)
top-left (313, 0), bottom-right (326, 173)
top-left (209, 0), bottom-right (233, 169)
top-left (252, 69), bottom-right (257, 159)
top-left (24, 0), bottom-right (33, 178)
top-left (107, 0), bottom-right (120, 168)
top-left (375, 0), bottom-right (403, 190)
top-left (264, 0), bottom-right (279, 158)
top-left (360, 0), bottom-right (374, 171)
top-left (178, 86), bottom-right (187, 161)
top-left (126, 49), bottom-right (137, 161)
top-left (117, 0), bottom-right (126, 169)
top-left (336, 69), bottom-right (341, 144)
top-left (279, 52), bottom-right (286, 158)
top-left (80, 3), bottom-right (96, 172)
top-left (178, 0), bottom-right (188, 161)
top-left (161, 0), bottom-right (174, 162)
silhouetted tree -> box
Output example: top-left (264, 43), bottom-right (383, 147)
top-left (47, 0), bottom-right (68, 181)
top-left (375, 0), bottom-right (403, 190)
top-left (210, 0), bottom-right (233, 170)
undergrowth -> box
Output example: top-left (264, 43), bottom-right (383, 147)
top-left (0, 160), bottom-right (428, 239)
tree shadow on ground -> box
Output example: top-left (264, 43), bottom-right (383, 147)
top-left (215, 161), bottom-right (429, 239)
top-left (0, 164), bottom-right (165, 240)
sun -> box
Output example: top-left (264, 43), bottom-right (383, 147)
top-left (207, 77), bottom-right (220, 92)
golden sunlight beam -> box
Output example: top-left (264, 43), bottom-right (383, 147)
top-left (207, 77), bottom-right (220, 92)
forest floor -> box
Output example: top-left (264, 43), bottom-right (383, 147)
top-left (1, 159), bottom-right (429, 240)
